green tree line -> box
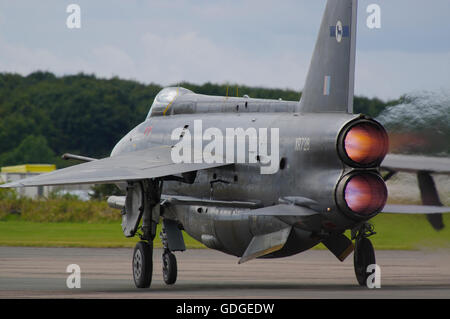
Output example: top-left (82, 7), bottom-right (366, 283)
top-left (0, 71), bottom-right (399, 168)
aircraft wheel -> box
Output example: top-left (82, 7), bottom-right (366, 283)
top-left (162, 250), bottom-right (177, 285)
top-left (354, 237), bottom-right (375, 286)
top-left (133, 241), bottom-right (153, 288)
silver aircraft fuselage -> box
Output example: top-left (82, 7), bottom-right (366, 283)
top-left (111, 90), bottom-right (372, 258)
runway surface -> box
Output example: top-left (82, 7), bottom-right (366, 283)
top-left (1, 247), bottom-right (450, 298)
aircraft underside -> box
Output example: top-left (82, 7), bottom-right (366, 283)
top-left (165, 203), bottom-right (322, 259)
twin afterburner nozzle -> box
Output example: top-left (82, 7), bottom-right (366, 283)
top-left (336, 119), bottom-right (389, 219)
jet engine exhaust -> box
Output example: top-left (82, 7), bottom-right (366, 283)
top-left (339, 120), bottom-right (389, 167)
top-left (336, 172), bottom-right (388, 219)
top-left (344, 173), bottom-right (388, 216)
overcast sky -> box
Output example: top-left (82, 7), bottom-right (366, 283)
top-left (1, 0), bottom-right (449, 100)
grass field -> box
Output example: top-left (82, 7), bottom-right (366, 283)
top-left (0, 220), bottom-right (206, 248)
top-left (0, 213), bottom-right (449, 250)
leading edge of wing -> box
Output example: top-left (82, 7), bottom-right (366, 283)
top-left (382, 204), bottom-right (450, 214)
top-left (381, 154), bottom-right (450, 174)
top-left (0, 146), bottom-right (231, 187)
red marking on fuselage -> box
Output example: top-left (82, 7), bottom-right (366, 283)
top-left (144, 126), bottom-right (153, 136)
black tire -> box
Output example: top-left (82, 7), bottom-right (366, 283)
top-left (354, 237), bottom-right (376, 286)
top-left (133, 241), bottom-right (153, 288)
top-left (162, 251), bottom-right (177, 285)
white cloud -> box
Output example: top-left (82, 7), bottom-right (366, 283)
top-left (355, 50), bottom-right (450, 100)
top-left (137, 31), bottom-right (310, 90)
top-left (0, 38), bottom-right (80, 74)
top-left (91, 46), bottom-right (137, 79)
top-left (1, 0), bottom-right (450, 101)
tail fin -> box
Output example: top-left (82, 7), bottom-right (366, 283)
top-left (298, 0), bottom-right (358, 113)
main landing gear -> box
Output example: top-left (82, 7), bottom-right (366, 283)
top-left (124, 179), bottom-right (184, 288)
top-left (133, 241), bottom-right (153, 288)
top-left (132, 238), bottom-right (178, 288)
top-left (352, 223), bottom-right (376, 286)
top-left (122, 179), bottom-right (161, 289)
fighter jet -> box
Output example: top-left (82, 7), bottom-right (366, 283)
top-left (2, 0), bottom-right (450, 288)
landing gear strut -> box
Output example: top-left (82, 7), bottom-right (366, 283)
top-left (125, 179), bottom-right (162, 289)
top-left (352, 223), bottom-right (376, 286)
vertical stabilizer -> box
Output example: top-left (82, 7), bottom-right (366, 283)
top-left (299, 0), bottom-right (357, 113)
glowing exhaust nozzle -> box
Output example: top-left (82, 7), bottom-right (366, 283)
top-left (336, 172), bottom-right (388, 219)
top-left (339, 120), bottom-right (389, 167)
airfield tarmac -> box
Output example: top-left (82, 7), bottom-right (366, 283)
top-left (0, 247), bottom-right (449, 299)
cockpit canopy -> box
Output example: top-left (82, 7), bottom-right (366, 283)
top-left (147, 87), bottom-right (193, 118)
